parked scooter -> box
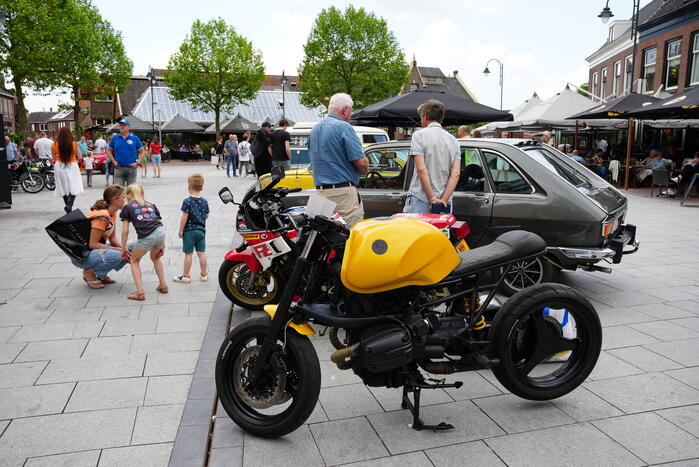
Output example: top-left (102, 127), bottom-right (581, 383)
top-left (9, 158), bottom-right (45, 193)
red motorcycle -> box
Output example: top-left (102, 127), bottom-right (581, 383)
top-left (218, 174), bottom-right (472, 310)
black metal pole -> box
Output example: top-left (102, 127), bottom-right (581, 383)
top-left (150, 74), bottom-right (155, 136)
top-left (0, 115), bottom-right (11, 208)
top-left (630, 0), bottom-right (640, 94)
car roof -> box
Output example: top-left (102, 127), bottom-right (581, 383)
top-left (364, 138), bottom-right (542, 151)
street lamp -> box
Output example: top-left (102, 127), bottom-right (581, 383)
top-left (598, 1), bottom-right (640, 94)
top-left (280, 70), bottom-right (288, 119)
top-left (149, 69), bottom-right (156, 137)
top-left (598, 0), bottom-right (614, 23)
top-left (483, 58), bottom-right (504, 110)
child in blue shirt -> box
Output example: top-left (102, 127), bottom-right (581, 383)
top-left (174, 173), bottom-right (210, 283)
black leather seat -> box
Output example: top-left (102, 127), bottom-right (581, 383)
top-left (448, 230), bottom-right (546, 277)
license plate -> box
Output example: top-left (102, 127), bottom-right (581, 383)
top-left (455, 239), bottom-right (469, 253)
top-left (250, 237), bottom-right (292, 269)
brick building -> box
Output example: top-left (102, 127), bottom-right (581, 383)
top-left (28, 111), bottom-right (57, 135)
top-left (403, 58), bottom-right (478, 101)
top-left (46, 110), bottom-right (74, 138)
top-left (587, 0), bottom-right (699, 100)
top-left (0, 87), bottom-right (17, 134)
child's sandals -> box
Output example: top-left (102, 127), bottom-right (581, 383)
top-left (156, 285), bottom-right (169, 294)
top-left (127, 291), bottom-right (145, 301)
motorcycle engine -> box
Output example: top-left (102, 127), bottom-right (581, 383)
top-left (351, 324), bottom-right (413, 387)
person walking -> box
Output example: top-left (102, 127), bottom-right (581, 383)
top-left (140, 139), bottom-right (150, 178)
top-left (243, 131), bottom-right (255, 174)
top-left (250, 122), bottom-right (273, 177)
top-left (34, 131), bottom-right (53, 160)
top-left (173, 174), bottom-right (210, 283)
top-left (77, 136), bottom-right (89, 159)
top-left (107, 119), bottom-right (144, 187)
top-left (4, 136), bottom-right (18, 162)
top-left (224, 134), bottom-right (239, 178)
top-left (270, 118), bottom-right (292, 171)
top-left (51, 127), bottom-right (84, 213)
top-left (150, 137), bottom-right (162, 178)
top-left (238, 133), bottom-right (252, 176)
top-left (214, 136), bottom-right (224, 170)
top-left (83, 151), bottom-right (94, 187)
top-left (308, 93), bottom-right (368, 227)
top-left (403, 99), bottom-right (461, 215)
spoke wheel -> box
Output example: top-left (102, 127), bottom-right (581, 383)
top-left (20, 173), bottom-right (45, 193)
top-left (44, 173), bottom-right (56, 191)
top-left (490, 283), bottom-right (601, 400)
top-left (500, 256), bottom-right (556, 296)
top-left (216, 317), bottom-right (320, 438)
top-left (218, 260), bottom-right (282, 310)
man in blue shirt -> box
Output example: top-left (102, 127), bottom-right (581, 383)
top-left (5, 136), bottom-right (18, 162)
top-left (107, 119), bottom-right (144, 187)
top-left (308, 93), bottom-right (368, 227)
top-left (223, 134), bottom-right (239, 177)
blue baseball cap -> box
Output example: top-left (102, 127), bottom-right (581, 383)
top-left (118, 119), bottom-right (131, 126)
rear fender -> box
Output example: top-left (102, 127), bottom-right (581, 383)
top-left (224, 248), bottom-right (262, 273)
top-left (263, 305), bottom-right (315, 335)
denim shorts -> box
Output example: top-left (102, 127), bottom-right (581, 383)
top-left (135, 225), bottom-right (166, 251)
top-left (151, 154), bottom-right (161, 164)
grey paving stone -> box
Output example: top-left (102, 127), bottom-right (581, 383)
top-left (46, 308), bottom-right (104, 324)
top-left (550, 386), bottom-right (624, 422)
top-left (442, 371), bottom-right (503, 401)
top-left (665, 367), bottom-right (699, 390)
top-left (139, 303), bottom-right (190, 319)
top-left (633, 302), bottom-right (696, 320)
top-left (594, 291), bottom-right (663, 308)
top-left (208, 447), bottom-right (243, 467)
top-left (193, 357), bottom-right (215, 378)
top-left (596, 307), bottom-right (656, 327)
top-left (180, 398), bottom-right (213, 426)
top-left (242, 424), bottom-right (324, 467)
top-left (144, 350), bottom-right (199, 376)
top-left (0, 343), bottom-right (24, 364)
top-left (169, 424), bottom-right (208, 467)
top-left (81, 336), bottom-right (133, 358)
top-left (485, 421), bottom-right (642, 466)
top-left (311, 417), bottom-right (389, 465)
top-left (657, 404), bottom-right (699, 438)
top-left (593, 412), bottom-right (699, 464)
top-left (130, 332), bottom-right (204, 353)
top-left (0, 361), bottom-right (47, 388)
top-left (23, 278), bottom-right (72, 290)
top-left (100, 305), bottom-right (141, 321)
top-left (630, 321), bottom-right (699, 342)
top-left (319, 383), bottom-right (384, 420)
top-left (14, 339), bottom-right (88, 362)
top-left (155, 316), bottom-right (209, 334)
top-left (588, 351), bottom-right (645, 380)
top-left (0, 383), bottom-right (74, 419)
top-left (100, 318), bottom-right (157, 337)
top-left (0, 420), bottom-right (8, 436)
top-left (601, 325), bottom-right (661, 350)
top-left (0, 311), bottom-right (52, 327)
top-left (0, 326), bottom-right (20, 343)
top-left (48, 296), bottom-right (92, 310)
top-left (667, 300), bottom-right (699, 315)
top-left (145, 374), bottom-right (193, 405)
top-left (608, 346), bottom-right (684, 372)
top-left (425, 440), bottom-right (506, 466)
top-left (24, 450), bottom-right (100, 467)
top-left (12, 287), bottom-right (56, 300)
top-left (131, 403), bottom-right (184, 444)
top-left (187, 376), bottom-right (215, 400)
top-left (157, 290), bottom-right (216, 305)
top-left (306, 400), bottom-right (329, 424)
top-left (474, 394), bottom-right (575, 434)
top-left (98, 443), bottom-right (172, 467)
top-left (212, 416), bottom-right (244, 449)
top-left (367, 400), bottom-right (504, 454)
top-left (369, 385), bottom-right (452, 412)
top-left (584, 372), bottom-right (699, 413)
top-left (10, 322), bottom-right (103, 343)
top-left (189, 301), bottom-right (214, 316)
top-left (645, 287), bottom-right (698, 302)
top-left (37, 354), bottom-right (146, 384)
top-left (65, 378), bottom-right (147, 412)
top-left (0, 299), bottom-right (54, 313)
top-left (0, 408), bottom-right (136, 462)
top-left (343, 451), bottom-right (432, 467)
top-left (672, 317), bottom-right (699, 332)
top-left (645, 338), bottom-right (699, 366)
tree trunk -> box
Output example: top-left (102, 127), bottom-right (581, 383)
top-left (73, 84), bottom-right (81, 138)
top-left (13, 75), bottom-right (29, 139)
top-left (215, 107), bottom-right (221, 141)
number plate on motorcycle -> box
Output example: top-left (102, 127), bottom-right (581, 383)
top-left (455, 239), bottom-right (469, 253)
top-left (250, 237), bottom-right (292, 269)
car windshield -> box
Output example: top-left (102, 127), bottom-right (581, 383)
top-left (524, 147), bottom-right (594, 190)
top-left (366, 149), bottom-right (407, 172)
top-left (363, 134), bottom-right (388, 144)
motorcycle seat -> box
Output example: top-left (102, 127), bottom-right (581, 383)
top-left (448, 230), bottom-right (546, 277)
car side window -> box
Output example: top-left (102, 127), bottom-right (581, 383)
top-left (483, 151), bottom-right (534, 194)
top-left (457, 149), bottom-right (486, 193)
top-left (361, 149), bottom-right (408, 190)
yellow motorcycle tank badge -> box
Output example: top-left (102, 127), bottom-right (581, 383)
top-left (341, 217), bottom-right (460, 294)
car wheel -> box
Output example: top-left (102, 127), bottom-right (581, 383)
top-left (499, 256), bottom-right (558, 296)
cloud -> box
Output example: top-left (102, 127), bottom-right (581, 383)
top-left (262, 10), bottom-right (314, 74)
top-left (463, 0), bottom-right (508, 14)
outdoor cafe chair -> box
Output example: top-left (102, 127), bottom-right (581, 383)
top-left (681, 173), bottom-right (699, 207)
top-left (650, 169), bottom-right (670, 198)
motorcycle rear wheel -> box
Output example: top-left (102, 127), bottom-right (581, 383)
top-left (218, 260), bottom-right (282, 311)
top-left (490, 283), bottom-right (601, 400)
top-left (20, 173), bottom-right (45, 193)
top-left (216, 316), bottom-right (321, 438)
top-left (44, 173), bottom-right (56, 191)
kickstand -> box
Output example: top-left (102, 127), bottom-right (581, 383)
top-left (401, 375), bottom-right (463, 431)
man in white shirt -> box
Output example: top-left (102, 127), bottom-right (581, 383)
top-left (596, 137), bottom-right (608, 154)
top-left (34, 132), bottom-right (53, 159)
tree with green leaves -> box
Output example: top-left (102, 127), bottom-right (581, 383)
top-left (298, 6), bottom-right (409, 110)
top-left (166, 18), bottom-right (265, 140)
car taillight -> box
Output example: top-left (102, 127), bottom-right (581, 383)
top-left (602, 219), bottom-right (618, 237)
top-left (451, 221), bottom-right (470, 240)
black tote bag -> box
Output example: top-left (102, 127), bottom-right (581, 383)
top-left (45, 209), bottom-right (93, 262)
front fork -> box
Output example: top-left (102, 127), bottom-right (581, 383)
top-left (252, 230), bottom-right (318, 382)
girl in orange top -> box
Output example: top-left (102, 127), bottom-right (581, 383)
top-left (52, 127), bottom-right (84, 213)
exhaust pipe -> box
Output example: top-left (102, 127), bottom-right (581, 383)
top-left (331, 343), bottom-right (358, 370)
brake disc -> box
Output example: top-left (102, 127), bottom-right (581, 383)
top-left (233, 345), bottom-right (290, 409)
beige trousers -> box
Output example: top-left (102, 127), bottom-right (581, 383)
top-left (316, 186), bottom-right (364, 227)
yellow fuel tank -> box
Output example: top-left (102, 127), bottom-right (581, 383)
top-left (341, 217), bottom-right (460, 294)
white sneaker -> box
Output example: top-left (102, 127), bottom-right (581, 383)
top-left (173, 275), bottom-right (191, 283)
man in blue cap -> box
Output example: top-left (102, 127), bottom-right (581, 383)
top-left (107, 119), bottom-right (144, 186)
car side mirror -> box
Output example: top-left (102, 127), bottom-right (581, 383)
top-left (218, 187), bottom-right (234, 204)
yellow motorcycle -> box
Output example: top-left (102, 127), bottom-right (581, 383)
top-left (215, 193), bottom-right (602, 438)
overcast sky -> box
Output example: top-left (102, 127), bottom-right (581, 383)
top-left (23, 0), bottom-right (650, 113)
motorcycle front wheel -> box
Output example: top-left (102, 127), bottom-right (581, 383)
top-left (44, 172), bottom-right (56, 191)
top-left (216, 316), bottom-right (321, 438)
top-left (20, 173), bottom-right (45, 193)
top-left (489, 283), bottom-right (601, 400)
top-left (218, 260), bottom-right (282, 311)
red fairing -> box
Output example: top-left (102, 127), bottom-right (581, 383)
top-left (223, 247), bottom-right (262, 273)
top-left (451, 221), bottom-right (470, 239)
top-left (392, 213), bottom-right (457, 229)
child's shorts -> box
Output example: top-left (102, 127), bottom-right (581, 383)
top-left (183, 229), bottom-right (206, 253)
top-left (135, 226), bottom-right (166, 251)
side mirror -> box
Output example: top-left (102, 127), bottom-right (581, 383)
top-left (270, 165), bottom-right (285, 181)
top-left (218, 187), bottom-right (234, 204)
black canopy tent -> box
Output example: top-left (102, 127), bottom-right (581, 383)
top-left (625, 86), bottom-right (699, 120)
top-left (351, 88), bottom-right (513, 127)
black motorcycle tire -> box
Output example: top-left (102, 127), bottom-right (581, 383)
top-left (216, 316), bottom-right (321, 438)
top-left (490, 283), bottom-right (601, 400)
top-left (44, 172), bottom-right (56, 191)
top-left (20, 173), bottom-right (45, 193)
top-left (218, 260), bottom-right (283, 311)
